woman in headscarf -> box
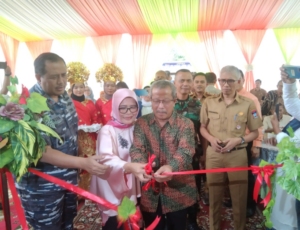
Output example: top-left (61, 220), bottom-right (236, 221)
top-left (84, 85), bottom-right (96, 104)
top-left (67, 62), bottom-right (101, 193)
top-left (90, 89), bottom-right (152, 230)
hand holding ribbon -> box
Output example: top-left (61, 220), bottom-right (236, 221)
top-left (251, 165), bottom-right (275, 207)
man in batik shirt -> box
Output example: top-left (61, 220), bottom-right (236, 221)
top-left (130, 80), bottom-right (197, 230)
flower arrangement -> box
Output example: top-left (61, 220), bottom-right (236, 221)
top-left (0, 76), bottom-right (61, 181)
top-left (259, 127), bottom-right (300, 228)
top-left (95, 63), bottom-right (123, 83)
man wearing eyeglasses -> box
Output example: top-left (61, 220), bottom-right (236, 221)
top-left (130, 80), bottom-right (197, 230)
top-left (200, 66), bottom-right (262, 230)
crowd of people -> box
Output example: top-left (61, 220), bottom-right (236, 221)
top-left (0, 52), bottom-right (299, 230)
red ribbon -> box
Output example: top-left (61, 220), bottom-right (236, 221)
top-left (0, 168), bottom-right (29, 230)
top-left (251, 165), bottom-right (275, 207)
top-left (143, 153), bottom-right (158, 192)
top-left (28, 168), bottom-right (159, 230)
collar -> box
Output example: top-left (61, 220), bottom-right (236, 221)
top-left (218, 92), bottom-right (242, 104)
top-left (33, 83), bottom-right (66, 104)
top-left (149, 111), bottom-right (176, 128)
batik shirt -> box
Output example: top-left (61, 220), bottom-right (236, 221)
top-left (16, 83), bottom-right (79, 192)
top-left (130, 112), bottom-right (197, 213)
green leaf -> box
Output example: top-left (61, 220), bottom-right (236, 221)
top-left (7, 85), bottom-right (17, 95)
top-left (0, 118), bottom-right (16, 133)
top-left (287, 126), bottom-right (295, 138)
top-left (23, 114), bottom-right (30, 121)
top-left (10, 76), bottom-right (18, 85)
top-left (283, 178), bottom-right (300, 200)
top-left (8, 93), bottom-right (20, 104)
top-left (265, 220), bottom-right (273, 229)
top-left (20, 104), bottom-right (28, 110)
top-left (0, 94), bottom-right (7, 105)
top-left (277, 176), bottom-right (285, 188)
top-left (28, 120), bottom-right (37, 127)
top-left (117, 196), bottom-right (136, 220)
top-left (26, 92), bottom-right (50, 114)
top-left (282, 159), bottom-right (297, 179)
top-left (263, 209), bottom-right (271, 220)
top-left (9, 132), bottom-right (29, 180)
top-left (35, 123), bottom-right (62, 142)
top-left (0, 148), bottom-right (14, 168)
top-left (17, 120), bottom-right (36, 155)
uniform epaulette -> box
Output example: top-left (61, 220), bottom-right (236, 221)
top-left (204, 92), bottom-right (220, 98)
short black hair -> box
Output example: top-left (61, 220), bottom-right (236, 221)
top-left (193, 72), bottom-right (206, 80)
top-left (175, 69), bottom-right (191, 76)
top-left (116, 81), bottom-right (129, 89)
top-left (143, 86), bottom-right (150, 89)
top-left (239, 70), bottom-right (244, 79)
top-left (205, 72), bottom-right (217, 83)
top-left (34, 52), bottom-right (66, 76)
top-left (255, 79), bottom-right (262, 83)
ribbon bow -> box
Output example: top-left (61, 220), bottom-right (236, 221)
top-left (142, 153), bottom-right (157, 192)
top-left (251, 165), bottom-right (275, 207)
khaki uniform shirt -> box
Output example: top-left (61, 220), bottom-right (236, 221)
top-left (200, 93), bottom-right (263, 148)
top-left (250, 88), bottom-right (267, 103)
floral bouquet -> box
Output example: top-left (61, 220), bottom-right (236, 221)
top-left (0, 76), bottom-right (61, 181)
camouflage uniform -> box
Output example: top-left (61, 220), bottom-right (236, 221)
top-left (15, 83), bottom-right (79, 230)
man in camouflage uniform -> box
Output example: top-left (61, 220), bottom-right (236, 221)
top-left (174, 69), bottom-right (201, 230)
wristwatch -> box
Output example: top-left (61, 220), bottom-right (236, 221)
top-left (240, 137), bottom-right (245, 144)
top-left (5, 73), bottom-right (11, 77)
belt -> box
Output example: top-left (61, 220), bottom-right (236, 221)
top-left (208, 143), bottom-right (246, 152)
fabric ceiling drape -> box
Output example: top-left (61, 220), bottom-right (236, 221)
top-left (132, 34), bottom-right (152, 88)
top-left (143, 33), bottom-right (174, 86)
top-left (233, 30), bottom-right (266, 91)
top-left (198, 0), bottom-right (284, 30)
top-left (92, 35), bottom-right (122, 64)
top-left (198, 30), bottom-right (224, 88)
top-left (25, 40), bottom-right (53, 60)
top-left (67, 0), bottom-right (150, 35)
top-left (273, 28), bottom-right (300, 64)
top-left (58, 38), bottom-right (86, 63)
top-left (175, 31), bottom-right (209, 72)
top-left (137, 0), bottom-right (199, 33)
top-left (0, 31), bottom-right (19, 75)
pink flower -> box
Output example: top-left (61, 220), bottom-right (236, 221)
top-left (0, 102), bottom-right (25, 121)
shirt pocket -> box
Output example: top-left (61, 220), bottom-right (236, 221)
top-left (208, 112), bottom-right (220, 131)
top-left (232, 115), bottom-right (247, 136)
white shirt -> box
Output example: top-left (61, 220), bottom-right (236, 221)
top-left (263, 114), bottom-right (291, 132)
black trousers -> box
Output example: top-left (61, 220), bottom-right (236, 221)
top-left (102, 216), bottom-right (124, 230)
top-left (142, 198), bottom-right (188, 230)
top-left (246, 141), bottom-right (256, 210)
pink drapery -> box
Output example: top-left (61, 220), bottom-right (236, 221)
top-left (197, 0), bottom-right (284, 31)
top-left (66, 0), bottom-right (151, 35)
top-left (198, 31), bottom-right (224, 89)
top-left (25, 40), bottom-right (53, 60)
top-left (0, 32), bottom-right (19, 76)
top-left (233, 30), bottom-right (266, 91)
top-left (92, 35), bottom-right (122, 64)
top-left (132, 35), bottom-right (152, 88)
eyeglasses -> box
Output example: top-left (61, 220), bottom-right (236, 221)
top-left (119, 106), bottom-right (138, 114)
top-left (151, 99), bottom-right (174, 106)
top-left (218, 79), bottom-right (237, 85)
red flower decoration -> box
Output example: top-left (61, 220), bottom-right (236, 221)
top-left (19, 84), bottom-right (30, 105)
top-left (21, 84), bottom-right (30, 98)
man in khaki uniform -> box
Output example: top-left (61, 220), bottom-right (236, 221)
top-left (250, 79), bottom-right (267, 105)
top-left (200, 66), bottom-right (262, 230)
